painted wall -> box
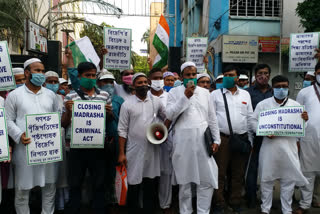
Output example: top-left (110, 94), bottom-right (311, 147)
top-left (208, 0), bottom-right (230, 42)
top-left (167, 0), bottom-right (182, 47)
top-left (229, 19), bottom-right (280, 37)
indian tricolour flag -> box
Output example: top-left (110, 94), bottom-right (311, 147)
top-left (152, 15), bottom-right (170, 68)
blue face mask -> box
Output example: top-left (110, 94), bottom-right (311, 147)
top-left (16, 84), bottom-right (24, 88)
top-left (46, 83), bottom-right (59, 93)
top-left (222, 76), bottom-right (237, 89)
top-left (163, 85), bottom-right (173, 92)
top-left (174, 80), bottom-right (182, 87)
top-left (30, 73), bottom-right (46, 86)
top-left (59, 89), bottom-right (66, 95)
top-left (215, 83), bottom-right (223, 89)
top-left (303, 80), bottom-right (312, 88)
top-left (273, 88), bottom-right (289, 100)
top-left (100, 84), bottom-right (115, 97)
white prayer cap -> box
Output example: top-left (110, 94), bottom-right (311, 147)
top-left (68, 79), bottom-right (71, 85)
top-left (216, 74), bottom-right (224, 81)
top-left (59, 78), bottom-right (68, 84)
top-left (180, 62), bottom-right (196, 72)
top-left (251, 76), bottom-right (256, 83)
top-left (23, 58), bottom-right (42, 69)
top-left (45, 71), bottom-right (59, 79)
top-left (12, 67), bottom-right (24, 75)
top-left (132, 72), bottom-right (146, 83)
top-left (120, 64), bottom-right (134, 73)
top-left (98, 71), bottom-right (115, 80)
top-left (197, 73), bottom-right (211, 81)
top-left (239, 74), bottom-right (249, 80)
top-left (306, 71), bottom-right (315, 77)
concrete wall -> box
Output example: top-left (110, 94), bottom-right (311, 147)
top-left (229, 19), bottom-right (280, 37)
top-left (166, 0), bottom-right (182, 47)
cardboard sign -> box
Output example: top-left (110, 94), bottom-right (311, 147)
top-left (289, 32), bottom-right (319, 72)
top-left (0, 41), bottom-right (16, 91)
top-left (186, 37), bottom-right (208, 73)
top-left (71, 100), bottom-right (106, 148)
top-left (257, 106), bottom-right (305, 137)
top-left (0, 108), bottom-right (10, 162)
top-left (104, 27), bottom-right (132, 70)
top-left (26, 113), bottom-right (62, 165)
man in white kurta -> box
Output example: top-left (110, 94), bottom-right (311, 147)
top-left (252, 75), bottom-right (308, 214)
top-left (294, 65), bottom-right (320, 214)
top-left (166, 62), bottom-right (220, 214)
top-left (5, 58), bottom-right (59, 214)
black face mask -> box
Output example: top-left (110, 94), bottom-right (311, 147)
top-left (123, 84), bottom-right (131, 93)
top-left (135, 85), bottom-right (149, 98)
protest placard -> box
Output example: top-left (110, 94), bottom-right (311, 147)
top-left (257, 106), bottom-right (305, 137)
top-left (26, 112), bottom-right (62, 165)
top-left (0, 41), bottom-right (16, 91)
top-left (104, 27), bottom-right (132, 70)
top-left (289, 32), bottom-right (319, 72)
top-left (0, 108), bottom-right (10, 162)
top-left (71, 100), bottom-right (106, 148)
top-left (186, 37), bottom-right (208, 73)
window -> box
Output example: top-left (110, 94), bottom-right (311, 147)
top-left (230, 0), bottom-right (280, 17)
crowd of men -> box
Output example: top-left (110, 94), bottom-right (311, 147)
top-left (0, 48), bottom-right (319, 214)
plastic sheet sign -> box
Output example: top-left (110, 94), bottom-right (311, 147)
top-left (186, 37), bottom-right (208, 73)
top-left (0, 108), bottom-right (10, 162)
top-left (104, 27), bottom-right (132, 70)
top-left (257, 106), bottom-right (305, 137)
top-left (0, 41), bottom-right (16, 91)
top-left (289, 32), bottom-right (319, 72)
top-left (26, 113), bottom-right (62, 165)
top-left (71, 100), bottom-right (106, 148)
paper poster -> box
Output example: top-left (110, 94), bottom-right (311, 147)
top-left (186, 37), bottom-right (208, 73)
top-left (104, 27), bottom-right (132, 70)
top-left (26, 113), bottom-right (62, 165)
top-left (289, 32), bottom-right (319, 72)
top-left (0, 41), bottom-right (16, 91)
top-left (71, 100), bottom-right (106, 148)
top-left (257, 106), bottom-right (305, 137)
top-left (0, 108), bottom-right (10, 162)
top-left (25, 19), bottom-right (48, 54)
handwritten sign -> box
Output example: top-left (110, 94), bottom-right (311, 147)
top-left (26, 113), bottom-right (62, 165)
top-left (104, 27), bottom-right (132, 70)
top-left (0, 41), bottom-right (16, 91)
top-left (0, 108), bottom-right (10, 162)
top-left (257, 106), bottom-right (305, 137)
top-left (289, 32), bottom-right (319, 72)
top-left (71, 101), bottom-right (106, 148)
top-left (186, 37), bottom-right (208, 73)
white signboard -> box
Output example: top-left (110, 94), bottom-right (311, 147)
top-left (257, 106), bottom-right (305, 137)
top-left (222, 35), bottom-right (259, 63)
top-left (26, 113), bottom-right (62, 165)
top-left (0, 108), bottom-right (10, 162)
top-left (289, 32), bottom-right (319, 72)
top-left (0, 41), bottom-right (16, 91)
top-left (186, 37), bottom-right (208, 73)
top-left (25, 19), bottom-right (48, 54)
top-left (71, 100), bottom-right (106, 148)
top-left (104, 27), bottom-right (132, 70)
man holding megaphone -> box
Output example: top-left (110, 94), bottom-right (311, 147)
top-left (166, 62), bottom-right (221, 214)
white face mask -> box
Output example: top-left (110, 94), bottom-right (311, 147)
top-left (317, 74), bottom-right (320, 84)
top-left (151, 80), bottom-right (164, 91)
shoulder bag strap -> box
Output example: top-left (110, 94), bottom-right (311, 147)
top-left (221, 89), bottom-right (234, 135)
top-left (314, 84), bottom-right (320, 103)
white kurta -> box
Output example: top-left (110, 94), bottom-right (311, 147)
top-left (296, 84), bottom-right (320, 172)
top-left (118, 94), bottom-right (166, 185)
top-left (114, 82), bottom-right (133, 101)
top-left (252, 97), bottom-right (308, 186)
top-left (166, 85), bottom-right (220, 188)
top-left (5, 85), bottom-right (59, 190)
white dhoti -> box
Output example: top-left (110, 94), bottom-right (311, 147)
top-left (299, 172), bottom-right (320, 209)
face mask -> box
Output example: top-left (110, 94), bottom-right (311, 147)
top-left (183, 78), bottom-right (197, 88)
top-left (303, 80), bottom-right (312, 88)
top-left (317, 74), bottom-right (320, 84)
top-left (151, 80), bottom-right (164, 91)
top-left (46, 83), bottom-right (59, 93)
top-left (59, 89), bottom-right (66, 95)
top-left (30, 73), bottom-right (46, 86)
top-left (215, 83), bottom-right (223, 89)
top-left (273, 88), bottom-right (289, 100)
top-left (16, 84), bottom-right (24, 88)
top-left (256, 75), bottom-right (269, 85)
top-left (122, 75), bottom-right (133, 85)
top-left (100, 84), bottom-right (115, 97)
top-left (222, 76), bottom-right (236, 89)
top-left (135, 85), bottom-right (149, 98)
top-left (174, 80), bottom-right (182, 87)
top-left (80, 77), bottom-right (96, 90)
top-left (163, 85), bottom-right (173, 92)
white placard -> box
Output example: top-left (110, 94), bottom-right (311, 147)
top-left (71, 100), bottom-right (106, 148)
top-left (0, 108), bottom-right (10, 162)
top-left (289, 32), bottom-right (319, 72)
top-left (26, 113), bottom-right (62, 165)
top-left (104, 27), bottom-right (132, 70)
top-left (257, 106), bottom-right (305, 137)
top-left (0, 41), bottom-right (16, 91)
top-left (186, 37), bottom-right (208, 73)
top-left (222, 35), bottom-right (259, 63)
